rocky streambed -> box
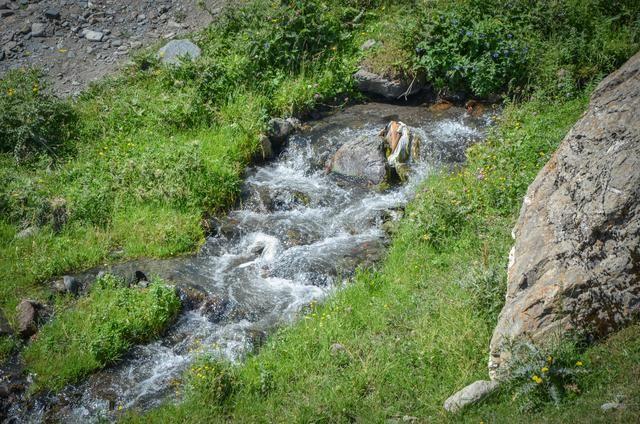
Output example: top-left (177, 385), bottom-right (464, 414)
top-left (6, 101), bottom-right (492, 422)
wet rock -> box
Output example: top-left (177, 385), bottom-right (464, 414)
top-left (443, 380), bottom-right (499, 413)
top-left (176, 285), bottom-right (209, 310)
top-left (134, 271), bottom-right (148, 283)
top-left (489, 51), bottom-right (640, 379)
top-left (327, 136), bottom-right (389, 185)
top-left (84, 30), bottom-right (104, 42)
top-left (0, 309), bottom-right (12, 337)
top-left (354, 68), bottom-right (424, 99)
top-left (16, 300), bottom-right (40, 339)
top-left (63, 275), bottom-right (80, 295)
top-left (256, 135), bottom-right (273, 160)
top-left (200, 295), bottom-right (230, 323)
top-left (31, 23), bottom-right (46, 37)
top-left (267, 117), bottom-right (301, 148)
top-left (157, 39), bottom-right (200, 65)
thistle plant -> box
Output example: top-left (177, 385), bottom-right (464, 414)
top-left (506, 340), bottom-right (587, 411)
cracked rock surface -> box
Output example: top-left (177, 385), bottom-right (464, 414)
top-left (489, 50), bottom-right (640, 379)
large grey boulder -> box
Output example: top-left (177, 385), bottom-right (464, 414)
top-left (327, 136), bottom-right (389, 184)
top-left (158, 39), bottom-right (201, 65)
top-left (354, 68), bottom-right (424, 99)
top-left (489, 51), bottom-right (640, 379)
top-left (444, 380), bottom-right (499, 413)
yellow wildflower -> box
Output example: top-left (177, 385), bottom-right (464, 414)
top-left (575, 361), bottom-right (583, 367)
top-left (546, 355), bottom-right (553, 363)
top-left (541, 366), bottom-right (549, 373)
top-left (531, 375), bottom-right (543, 384)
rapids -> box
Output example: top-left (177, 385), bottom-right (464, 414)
top-left (8, 102), bottom-right (492, 422)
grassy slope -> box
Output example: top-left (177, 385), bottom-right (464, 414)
top-left (1, 0), bottom-right (638, 419)
top-left (133, 90), bottom-right (640, 422)
top-left (0, 0), bottom-right (367, 327)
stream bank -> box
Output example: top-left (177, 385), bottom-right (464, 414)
top-left (6, 101), bottom-right (492, 422)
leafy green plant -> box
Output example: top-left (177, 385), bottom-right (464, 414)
top-left (0, 69), bottom-right (78, 161)
top-left (506, 340), bottom-right (587, 411)
top-left (23, 274), bottom-right (181, 391)
top-left (463, 265), bottom-right (507, 326)
top-left (414, 9), bottom-right (529, 97)
top-left (0, 335), bottom-right (16, 364)
top-left (407, 0), bottom-right (640, 98)
top-left (185, 357), bottom-right (236, 407)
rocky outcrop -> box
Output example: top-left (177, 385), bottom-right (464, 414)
top-left (327, 136), bottom-right (389, 184)
top-left (489, 51), bottom-right (640, 379)
top-left (354, 68), bottom-right (424, 99)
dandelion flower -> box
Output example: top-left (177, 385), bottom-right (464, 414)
top-left (541, 366), bottom-right (549, 373)
top-left (576, 361), bottom-right (583, 366)
top-left (531, 375), bottom-right (543, 384)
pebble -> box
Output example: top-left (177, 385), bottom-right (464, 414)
top-left (31, 23), bottom-right (46, 37)
top-left (84, 29), bottom-right (104, 42)
top-left (44, 8), bottom-right (61, 20)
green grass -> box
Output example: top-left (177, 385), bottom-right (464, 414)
top-left (23, 274), bottom-right (180, 392)
top-left (0, 0), bottom-right (369, 328)
top-left (0, 335), bottom-right (16, 363)
top-left (1, 0), bottom-right (639, 418)
top-left (127, 89), bottom-right (636, 423)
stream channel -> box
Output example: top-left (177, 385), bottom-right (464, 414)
top-left (8, 101), bottom-right (492, 423)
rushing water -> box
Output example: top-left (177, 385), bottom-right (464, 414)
top-left (7, 102), bottom-right (491, 423)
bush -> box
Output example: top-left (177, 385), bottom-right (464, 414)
top-left (409, 0), bottom-right (640, 98)
top-left (414, 9), bottom-right (529, 97)
top-left (505, 339), bottom-right (588, 412)
top-left (0, 69), bottom-right (78, 161)
top-left (23, 274), bottom-right (181, 391)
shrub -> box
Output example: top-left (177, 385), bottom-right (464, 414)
top-left (0, 69), bottom-right (78, 161)
top-left (23, 274), bottom-right (181, 391)
top-left (414, 9), bottom-right (529, 97)
top-left (505, 339), bottom-right (588, 412)
top-left (409, 0), bottom-right (640, 98)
